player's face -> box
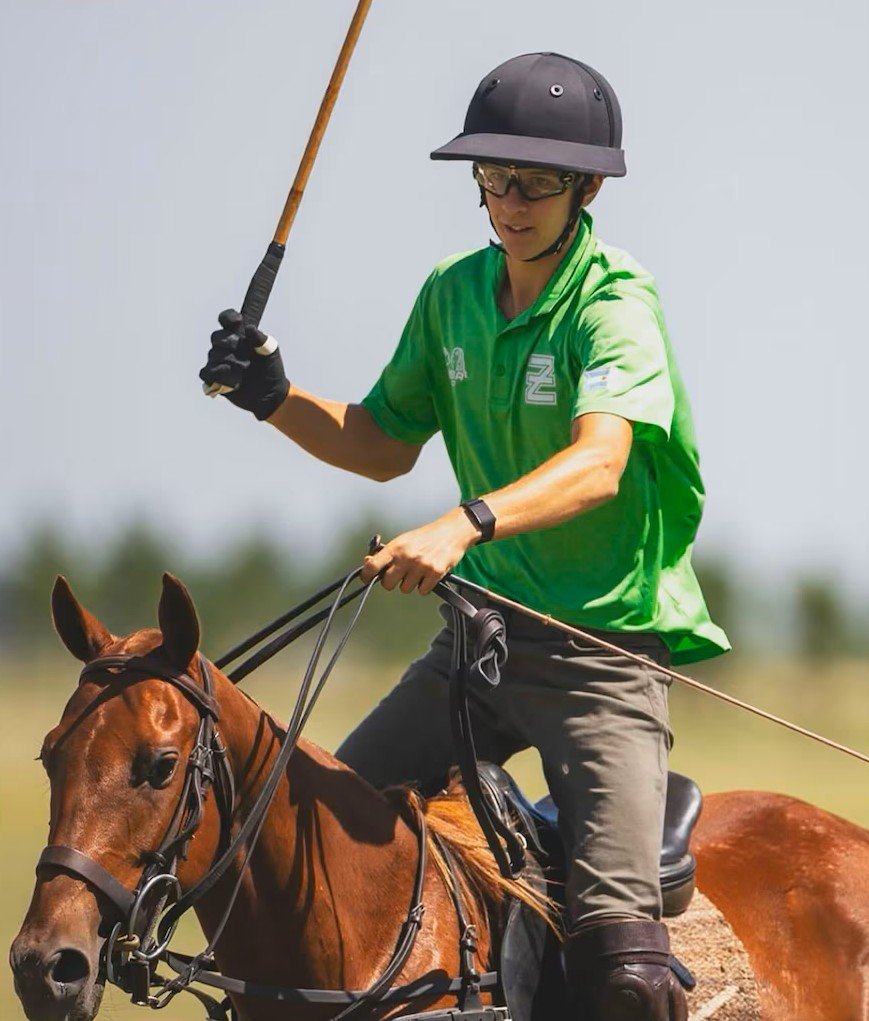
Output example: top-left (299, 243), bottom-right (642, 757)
top-left (482, 168), bottom-right (578, 260)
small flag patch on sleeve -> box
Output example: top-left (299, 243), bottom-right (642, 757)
top-left (580, 366), bottom-right (611, 395)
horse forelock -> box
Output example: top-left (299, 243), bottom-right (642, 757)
top-left (90, 626), bottom-right (177, 663)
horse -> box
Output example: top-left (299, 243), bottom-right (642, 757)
top-left (10, 573), bottom-right (869, 1021)
top-left (10, 574), bottom-right (549, 1021)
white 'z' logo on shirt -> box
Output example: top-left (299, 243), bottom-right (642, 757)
top-left (525, 354), bottom-right (557, 405)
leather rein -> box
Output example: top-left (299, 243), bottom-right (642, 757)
top-left (34, 567), bottom-right (508, 1021)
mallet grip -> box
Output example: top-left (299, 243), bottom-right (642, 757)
top-left (203, 242), bottom-right (283, 395)
top-left (240, 241), bottom-right (286, 328)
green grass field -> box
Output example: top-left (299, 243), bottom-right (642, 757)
top-left (4, 652), bottom-right (869, 1019)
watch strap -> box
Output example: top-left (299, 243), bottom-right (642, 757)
top-left (460, 499), bottom-right (496, 544)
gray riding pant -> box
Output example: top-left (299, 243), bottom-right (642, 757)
top-left (335, 601), bottom-right (673, 926)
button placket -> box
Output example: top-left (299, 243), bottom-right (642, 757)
top-left (490, 328), bottom-right (512, 410)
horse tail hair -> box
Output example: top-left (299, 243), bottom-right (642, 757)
top-left (397, 778), bottom-right (560, 937)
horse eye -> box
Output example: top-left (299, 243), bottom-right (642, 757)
top-left (140, 751), bottom-right (179, 790)
top-left (151, 752), bottom-right (179, 789)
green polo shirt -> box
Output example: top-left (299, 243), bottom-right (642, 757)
top-left (362, 213), bottom-right (729, 664)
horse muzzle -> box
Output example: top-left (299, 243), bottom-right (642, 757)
top-left (10, 927), bottom-right (104, 1021)
top-left (10, 886), bottom-right (106, 1021)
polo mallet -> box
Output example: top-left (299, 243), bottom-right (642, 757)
top-left (204, 0), bottom-right (373, 397)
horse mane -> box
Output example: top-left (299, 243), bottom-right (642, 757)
top-left (391, 777), bottom-right (559, 940)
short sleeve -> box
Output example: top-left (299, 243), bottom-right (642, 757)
top-left (573, 287), bottom-right (675, 445)
top-left (361, 274), bottom-right (440, 445)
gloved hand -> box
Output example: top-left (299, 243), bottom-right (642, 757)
top-left (199, 309), bottom-right (289, 421)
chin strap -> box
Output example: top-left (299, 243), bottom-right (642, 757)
top-left (524, 181), bottom-right (585, 262)
top-left (481, 176), bottom-right (587, 263)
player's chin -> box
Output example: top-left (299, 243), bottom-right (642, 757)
top-left (497, 225), bottom-right (540, 257)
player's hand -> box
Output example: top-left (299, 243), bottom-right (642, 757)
top-left (199, 309), bottom-right (289, 421)
top-left (360, 510), bottom-right (480, 595)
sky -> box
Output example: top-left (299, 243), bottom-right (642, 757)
top-left (1, 0), bottom-right (867, 595)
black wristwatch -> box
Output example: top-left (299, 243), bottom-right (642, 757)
top-left (460, 499), bottom-right (496, 544)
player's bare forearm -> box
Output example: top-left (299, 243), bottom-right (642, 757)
top-left (360, 413), bottom-right (633, 595)
top-left (482, 412), bottom-right (633, 539)
top-left (266, 384), bottom-right (421, 482)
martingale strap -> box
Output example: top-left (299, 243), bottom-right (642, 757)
top-left (160, 950), bottom-right (500, 1006)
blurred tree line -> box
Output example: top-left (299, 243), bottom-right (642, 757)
top-left (0, 521), bottom-right (866, 663)
top-left (0, 519), bottom-right (441, 663)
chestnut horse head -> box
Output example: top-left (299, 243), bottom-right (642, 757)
top-left (10, 573), bottom-right (225, 1021)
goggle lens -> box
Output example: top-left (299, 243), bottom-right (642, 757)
top-left (473, 163), bottom-right (575, 200)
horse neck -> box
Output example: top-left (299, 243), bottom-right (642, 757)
top-left (191, 666), bottom-right (425, 992)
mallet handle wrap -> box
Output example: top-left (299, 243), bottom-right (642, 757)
top-left (240, 242), bottom-right (285, 328)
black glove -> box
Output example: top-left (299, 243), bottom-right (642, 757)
top-left (200, 309), bottom-right (289, 421)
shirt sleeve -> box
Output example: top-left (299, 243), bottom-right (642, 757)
top-left (361, 273), bottom-right (440, 445)
top-left (572, 286), bottom-right (675, 445)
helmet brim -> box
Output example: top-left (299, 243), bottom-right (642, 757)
top-left (430, 132), bottom-right (626, 178)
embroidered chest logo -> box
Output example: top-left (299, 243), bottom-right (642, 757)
top-left (525, 353), bottom-right (557, 405)
top-left (443, 346), bottom-right (468, 385)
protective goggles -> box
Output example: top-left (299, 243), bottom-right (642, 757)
top-left (472, 162), bottom-right (578, 201)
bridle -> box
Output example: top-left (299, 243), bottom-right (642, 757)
top-left (33, 567), bottom-right (511, 1021)
top-left (36, 651), bottom-right (236, 1006)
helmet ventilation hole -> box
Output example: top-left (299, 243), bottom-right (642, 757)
top-left (550, 84), bottom-right (564, 97)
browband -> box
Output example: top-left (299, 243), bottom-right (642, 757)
top-left (80, 654), bottom-right (220, 720)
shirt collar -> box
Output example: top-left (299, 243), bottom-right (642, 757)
top-left (488, 210), bottom-right (595, 329)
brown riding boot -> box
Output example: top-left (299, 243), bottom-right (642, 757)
top-left (563, 918), bottom-right (688, 1021)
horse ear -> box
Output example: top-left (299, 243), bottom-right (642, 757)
top-left (51, 576), bottom-right (113, 663)
top-left (158, 573), bottom-right (200, 669)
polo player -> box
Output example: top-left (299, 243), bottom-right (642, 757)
top-left (200, 51), bottom-right (729, 1021)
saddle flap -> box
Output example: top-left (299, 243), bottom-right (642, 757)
top-left (499, 857), bottom-right (549, 1021)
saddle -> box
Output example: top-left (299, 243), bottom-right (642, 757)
top-left (477, 764), bottom-right (703, 1021)
top-left (478, 764), bottom-right (702, 918)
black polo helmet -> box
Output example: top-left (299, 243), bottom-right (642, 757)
top-left (431, 52), bottom-right (625, 177)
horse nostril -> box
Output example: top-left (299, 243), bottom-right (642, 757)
top-left (47, 947), bottom-right (90, 990)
